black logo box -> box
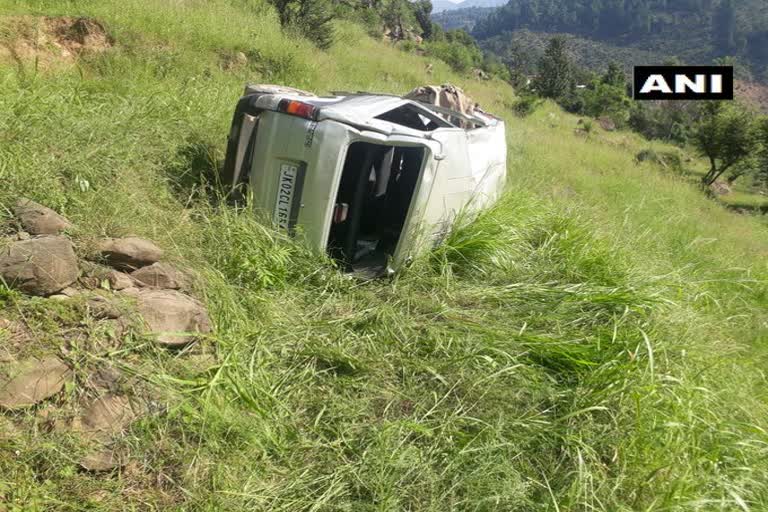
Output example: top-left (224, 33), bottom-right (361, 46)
top-left (633, 66), bottom-right (734, 100)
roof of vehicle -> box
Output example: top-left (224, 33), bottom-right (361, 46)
top-left (246, 86), bottom-right (498, 136)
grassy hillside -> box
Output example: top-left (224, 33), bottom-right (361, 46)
top-left (1, 0), bottom-right (768, 510)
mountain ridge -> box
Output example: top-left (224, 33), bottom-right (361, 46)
top-left (435, 0), bottom-right (768, 83)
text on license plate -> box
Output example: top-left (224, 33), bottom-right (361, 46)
top-left (274, 163), bottom-right (298, 230)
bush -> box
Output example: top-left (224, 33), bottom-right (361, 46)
top-left (424, 29), bottom-right (483, 73)
top-left (636, 148), bottom-right (686, 174)
top-left (511, 94), bottom-right (541, 117)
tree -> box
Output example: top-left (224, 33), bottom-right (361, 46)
top-left (756, 118), bottom-right (768, 189)
top-left (582, 80), bottom-right (631, 124)
top-left (413, 0), bottom-right (433, 39)
top-left (692, 102), bottom-right (759, 187)
top-left (713, 0), bottom-right (736, 52)
top-left (533, 37), bottom-right (573, 99)
top-left (270, 0), bottom-right (335, 49)
top-left (601, 62), bottom-right (625, 88)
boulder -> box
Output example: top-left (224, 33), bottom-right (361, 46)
top-left (0, 356), bottom-right (72, 410)
top-left (0, 236), bottom-right (79, 296)
top-left (117, 286), bottom-right (141, 297)
top-left (97, 237), bottom-right (163, 271)
top-left (130, 262), bottom-right (186, 289)
top-left (12, 198), bottom-right (72, 235)
top-left (107, 270), bottom-right (135, 290)
top-left (135, 289), bottom-right (211, 347)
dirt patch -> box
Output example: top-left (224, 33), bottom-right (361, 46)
top-left (0, 16), bottom-right (113, 69)
top-left (735, 80), bottom-right (768, 114)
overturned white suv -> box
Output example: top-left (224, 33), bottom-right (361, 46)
top-left (222, 84), bottom-right (507, 276)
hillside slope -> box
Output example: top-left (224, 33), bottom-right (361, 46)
top-left (442, 0), bottom-right (768, 82)
top-left (1, 1), bottom-right (768, 510)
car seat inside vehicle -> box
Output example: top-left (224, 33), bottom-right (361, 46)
top-left (327, 142), bottom-right (425, 277)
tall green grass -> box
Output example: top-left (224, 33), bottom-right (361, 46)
top-left (1, 0), bottom-right (767, 510)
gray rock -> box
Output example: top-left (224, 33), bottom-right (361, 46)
top-left (12, 198), bottom-right (73, 235)
top-left (97, 237), bottom-right (163, 271)
top-left (0, 236), bottom-right (79, 296)
top-left (71, 394), bottom-right (140, 440)
top-left (107, 270), bottom-right (136, 291)
top-left (60, 287), bottom-right (81, 297)
top-left (0, 356), bottom-right (72, 410)
top-left (79, 448), bottom-right (123, 472)
top-left (117, 286), bottom-right (141, 297)
top-left (130, 262), bottom-right (186, 289)
top-left (136, 289), bottom-right (211, 347)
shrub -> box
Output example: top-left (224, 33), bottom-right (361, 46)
top-left (511, 94), bottom-right (541, 117)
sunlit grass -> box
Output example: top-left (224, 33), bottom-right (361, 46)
top-left (0, 0), bottom-right (767, 510)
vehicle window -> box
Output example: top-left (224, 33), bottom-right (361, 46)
top-left (375, 104), bottom-right (453, 131)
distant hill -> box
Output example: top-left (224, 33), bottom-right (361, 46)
top-left (432, 6), bottom-right (496, 30)
top-left (431, 0), bottom-right (506, 14)
top-left (435, 0), bottom-right (768, 83)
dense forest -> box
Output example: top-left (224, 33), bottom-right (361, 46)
top-left (437, 0), bottom-right (768, 82)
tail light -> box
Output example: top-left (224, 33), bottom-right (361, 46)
top-left (278, 99), bottom-right (317, 120)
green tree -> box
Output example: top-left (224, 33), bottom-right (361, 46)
top-left (270, 0), bottom-right (335, 49)
top-left (601, 62), bottom-right (625, 88)
top-left (582, 80), bottom-right (631, 124)
top-left (413, 0), bottom-right (433, 39)
top-left (756, 118), bottom-right (768, 189)
top-left (533, 37), bottom-right (573, 99)
top-left (713, 0), bottom-right (736, 51)
top-left (692, 102), bottom-right (759, 187)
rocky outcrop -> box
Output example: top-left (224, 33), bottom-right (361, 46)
top-left (12, 198), bottom-right (72, 235)
top-left (0, 198), bottom-right (214, 474)
top-left (135, 289), bottom-right (211, 347)
top-left (97, 237), bottom-right (163, 271)
top-left (0, 356), bottom-right (72, 410)
top-left (0, 236), bottom-right (79, 296)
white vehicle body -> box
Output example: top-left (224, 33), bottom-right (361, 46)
top-left (222, 84), bottom-right (507, 276)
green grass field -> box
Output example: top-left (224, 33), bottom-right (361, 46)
top-left (1, 1), bottom-right (768, 510)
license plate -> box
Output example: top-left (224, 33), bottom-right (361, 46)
top-left (274, 163), bottom-right (298, 230)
